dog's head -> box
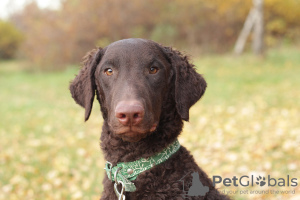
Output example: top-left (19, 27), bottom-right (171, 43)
top-left (70, 38), bottom-right (206, 142)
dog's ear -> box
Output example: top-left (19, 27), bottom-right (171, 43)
top-left (69, 48), bottom-right (103, 121)
top-left (163, 47), bottom-right (207, 121)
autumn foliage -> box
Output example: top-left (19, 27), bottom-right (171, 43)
top-left (0, 20), bottom-right (23, 59)
top-left (7, 0), bottom-right (300, 70)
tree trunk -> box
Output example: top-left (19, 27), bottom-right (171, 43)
top-left (234, 0), bottom-right (264, 55)
top-left (252, 0), bottom-right (264, 55)
top-left (233, 8), bottom-right (256, 55)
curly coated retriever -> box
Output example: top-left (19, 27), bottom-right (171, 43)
top-left (70, 38), bottom-right (230, 200)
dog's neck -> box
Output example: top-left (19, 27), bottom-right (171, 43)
top-left (100, 105), bottom-right (183, 165)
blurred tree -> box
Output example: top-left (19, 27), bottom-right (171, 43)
top-left (11, 2), bottom-right (67, 70)
top-left (264, 0), bottom-right (300, 46)
top-left (234, 0), bottom-right (264, 55)
top-left (8, 0), bottom-right (300, 70)
top-left (252, 0), bottom-right (264, 55)
top-left (0, 20), bottom-right (23, 59)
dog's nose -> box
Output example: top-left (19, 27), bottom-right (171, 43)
top-left (115, 101), bottom-right (145, 126)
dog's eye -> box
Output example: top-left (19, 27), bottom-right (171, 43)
top-left (149, 67), bottom-right (158, 74)
top-left (104, 68), bottom-right (113, 76)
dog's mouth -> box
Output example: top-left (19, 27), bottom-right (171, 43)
top-left (113, 123), bottom-right (158, 142)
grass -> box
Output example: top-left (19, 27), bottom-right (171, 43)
top-left (0, 46), bottom-right (299, 199)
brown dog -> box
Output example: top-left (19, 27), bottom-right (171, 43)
top-left (70, 38), bottom-right (230, 200)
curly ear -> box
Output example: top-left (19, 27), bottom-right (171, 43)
top-left (69, 48), bottom-right (103, 121)
top-left (164, 47), bottom-right (207, 121)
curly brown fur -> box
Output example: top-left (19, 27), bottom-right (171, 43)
top-left (70, 39), bottom-right (230, 200)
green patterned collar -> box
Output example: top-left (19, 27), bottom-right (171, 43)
top-left (105, 139), bottom-right (181, 192)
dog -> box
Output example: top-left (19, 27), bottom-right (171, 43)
top-left (70, 38), bottom-right (230, 200)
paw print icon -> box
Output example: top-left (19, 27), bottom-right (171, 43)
top-left (256, 176), bottom-right (266, 186)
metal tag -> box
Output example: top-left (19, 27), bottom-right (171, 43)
top-left (114, 182), bottom-right (125, 200)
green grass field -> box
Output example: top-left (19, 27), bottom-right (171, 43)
top-left (0, 47), bottom-right (299, 200)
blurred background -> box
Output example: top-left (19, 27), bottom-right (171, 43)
top-left (0, 0), bottom-right (299, 199)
